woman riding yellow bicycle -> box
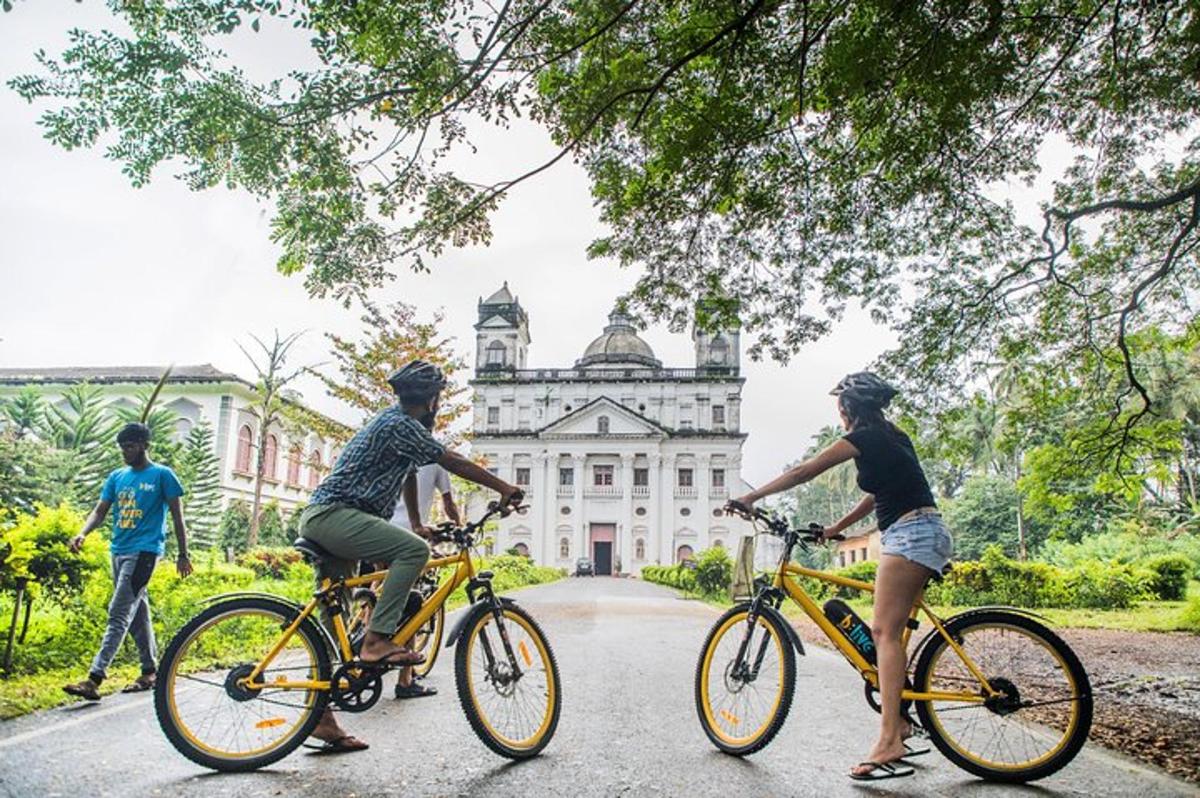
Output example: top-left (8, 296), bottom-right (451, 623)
top-left (731, 371), bottom-right (952, 781)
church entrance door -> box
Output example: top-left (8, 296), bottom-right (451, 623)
top-left (590, 523), bottom-right (615, 575)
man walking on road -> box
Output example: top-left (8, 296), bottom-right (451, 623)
top-left (63, 422), bottom-right (192, 701)
top-left (390, 463), bottom-right (461, 699)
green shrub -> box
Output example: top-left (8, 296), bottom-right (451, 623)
top-left (1181, 594), bottom-right (1200, 632)
top-left (1142, 555), bottom-right (1192, 601)
top-left (831, 561), bottom-right (877, 597)
top-left (1064, 561), bottom-right (1149, 609)
top-left (695, 547), bottom-right (733, 596)
top-left (641, 563), bottom-right (698, 593)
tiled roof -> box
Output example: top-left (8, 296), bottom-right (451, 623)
top-left (0, 364), bottom-right (247, 385)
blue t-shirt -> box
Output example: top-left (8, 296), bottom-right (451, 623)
top-left (100, 463), bottom-right (185, 556)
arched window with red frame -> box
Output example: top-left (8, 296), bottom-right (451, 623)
top-left (262, 434), bottom-right (278, 479)
top-left (286, 443), bottom-right (302, 486)
top-left (308, 449), bottom-right (323, 489)
top-left (236, 425), bottom-right (253, 473)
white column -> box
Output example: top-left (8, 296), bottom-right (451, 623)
top-left (573, 453), bottom-right (587, 561)
top-left (648, 453), bottom-right (662, 565)
top-left (697, 453), bottom-right (711, 546)
top-left (660, 453), bottom-right (676, 564)
top-left (534, 452), bottom-right (550, 564)
top-left (619, 453), bottom-right (634, 574)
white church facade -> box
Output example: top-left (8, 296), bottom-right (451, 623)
top-left (467, 284), bottom-right (751, 575)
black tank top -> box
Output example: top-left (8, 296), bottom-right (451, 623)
top-left (842, 426), bottom-right (936, 531)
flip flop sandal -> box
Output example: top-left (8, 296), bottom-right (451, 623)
top-left (394, 681), bottom-right (438, 700)
top-left (303, 735), bottom-right (370, 755)
top-left (849, 761), bottom-right (915, 781)
top-left (902, 741), bottom-right (931, 758)
top-left (360, 649), bottom-right (425, 667)
top-left (121, 676), bottom-right (155, 693)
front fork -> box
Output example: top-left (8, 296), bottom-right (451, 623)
top-left (734, 589), bottom-right (784, 683)
top-left (466, 577), bottom-right (523, 683)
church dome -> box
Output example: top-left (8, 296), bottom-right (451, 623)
top-left (576, 308), bottom-right (662, 369)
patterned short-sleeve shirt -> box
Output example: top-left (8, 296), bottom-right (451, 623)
top-left (310, 406), bottom-right (447, 518)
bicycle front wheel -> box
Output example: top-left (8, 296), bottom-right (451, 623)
top-left (694, 604), bottom-right (796, 756)
top-left (155, 597), bottom-right (331, 772)
top-left (913, 610), bottom-right (1092, 783)
top-left (412, 605), bottom-right (445, 678)
top-left (454, 603), bottom-right (561, 759)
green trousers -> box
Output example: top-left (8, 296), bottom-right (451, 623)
top-left (299, 504), bottom-right (430, 636)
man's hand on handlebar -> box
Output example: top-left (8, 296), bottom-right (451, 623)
top-left (813, 523), bottom-right (845, 544)
top-left (496, 484), bottom-right (525, 516)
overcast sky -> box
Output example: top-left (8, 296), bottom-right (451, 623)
top-left (0, 4), bottom-right (1062, 487)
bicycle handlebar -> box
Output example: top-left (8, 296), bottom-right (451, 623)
top-left (721, 501), bottom-right (844, 544)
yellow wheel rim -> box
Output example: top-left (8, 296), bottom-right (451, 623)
top-left (165, 608), bottom-right (321, 761)
top-left (463, 609), bottom-right (556, 750)
top-left (922, 622), bottom-right (1082, 772)
top-left (699, 611), bottom-right (786, 748)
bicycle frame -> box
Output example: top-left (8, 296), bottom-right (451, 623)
top-left (242, 547), bottom-right (476, 692)
top-left (771, 561), bottom-right (999, 704)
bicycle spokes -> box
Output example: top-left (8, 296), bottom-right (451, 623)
top-left (161, 606), bottom-right (323, 763)
top-left (697, 609), bottom-right (791, 751)
top-left (920, 620), bottom-right (1087, 772)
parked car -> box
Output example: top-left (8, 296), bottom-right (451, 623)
top-left (574, 557), bottom-right (594, 577)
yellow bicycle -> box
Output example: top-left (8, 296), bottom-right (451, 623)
top-left (154, 502), bottom-right (561, 771)
top-left (696, 504), bottom-right (1092, 783)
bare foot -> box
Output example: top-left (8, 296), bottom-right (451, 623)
top-left (849, 738), bottom-right (908, 777)
top-left (311, 708), bottom-right (349, 742)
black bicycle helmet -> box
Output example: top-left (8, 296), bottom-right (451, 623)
top-left (388, 359), bottom-right (447, 401)
top-left (830, 371), bottom-right (898, 408)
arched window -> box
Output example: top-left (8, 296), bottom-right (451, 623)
top-left (236, 425), bottom-right (253, 473)
top-left (307, 449), bottom-right (323, 489)
top-left (486, 340), bottom-right (507, 366)
top-left (262, 434), bottom-right (278, 479)
top-left (559, 537), bottom-right (570, 559)
top-left (286, 444), bottom-right (302, 485)
top-left (597, 415), bottom-right (610, 434)
top-left (712, 539), bottom-right (724, 549)
top-left (710, 335), bottom-right (729, 365)
top-left (635, 538), bottom-right (646, 560)
top-left (676, 544), bottom-right (695, 563)
top-left (513, 542), bottom-right (530, 558)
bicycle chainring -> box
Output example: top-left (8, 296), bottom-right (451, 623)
top-left (331, 662), bottom-right (384, 713)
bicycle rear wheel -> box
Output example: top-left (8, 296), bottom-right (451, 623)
top-left (411, 605), bottom-right (445, 678)
top-left (913, 610), bottom-right (1092, 783)
top-left (454, 603), bottom-right (560, 759)
top-left (155, 597), bottom-right (331, 772)
top-left (694, 604), bottom-right (796, 756)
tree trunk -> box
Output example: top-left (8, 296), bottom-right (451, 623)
top-left (3, 579), bottom-right (26, 675)
top-left (1014, 459), bottom-right (1027, 561)
top-left (248, 398), bottom-right (275, 548)
top-left (18, 594), bottom-right (33, 645)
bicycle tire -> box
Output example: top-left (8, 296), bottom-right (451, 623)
top-left (412, 605), bottom-right (445, 678)
top-left (913, 609), bottom-right (1092, 783)
top-left (155, 597), bottom-right (331, 772)
top-left (694, 603), bottom-right (796, 756)
top-left (454, 602), bottom-right (561, 759)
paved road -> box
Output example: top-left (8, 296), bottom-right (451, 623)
top-left (1, 578), bottom-right (1195, 798)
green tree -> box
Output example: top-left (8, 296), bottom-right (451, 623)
top-left (237, 330), bottom-right (307, 546)
top-left (943, 475), bottom-right (1041, 561)
top-left (308, 300), bottom-right (470, 444)
top-left (0, 430), bottom-right (51, 514)
top-left (218, 499), bottom-right (252, 555)
top-left (1, 387), bottom-right (45, 438)
top-left (175, 420), bottom-right (222, 549)
top-left (39, 383), bottom-right (119, 509)
top-left (12, 1), bottom-right (1200, 459)
top-left (256, 500), bottom-right (286, 548)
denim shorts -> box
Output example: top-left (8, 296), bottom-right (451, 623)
top-left (880, 512), bottom-right (953, 574)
